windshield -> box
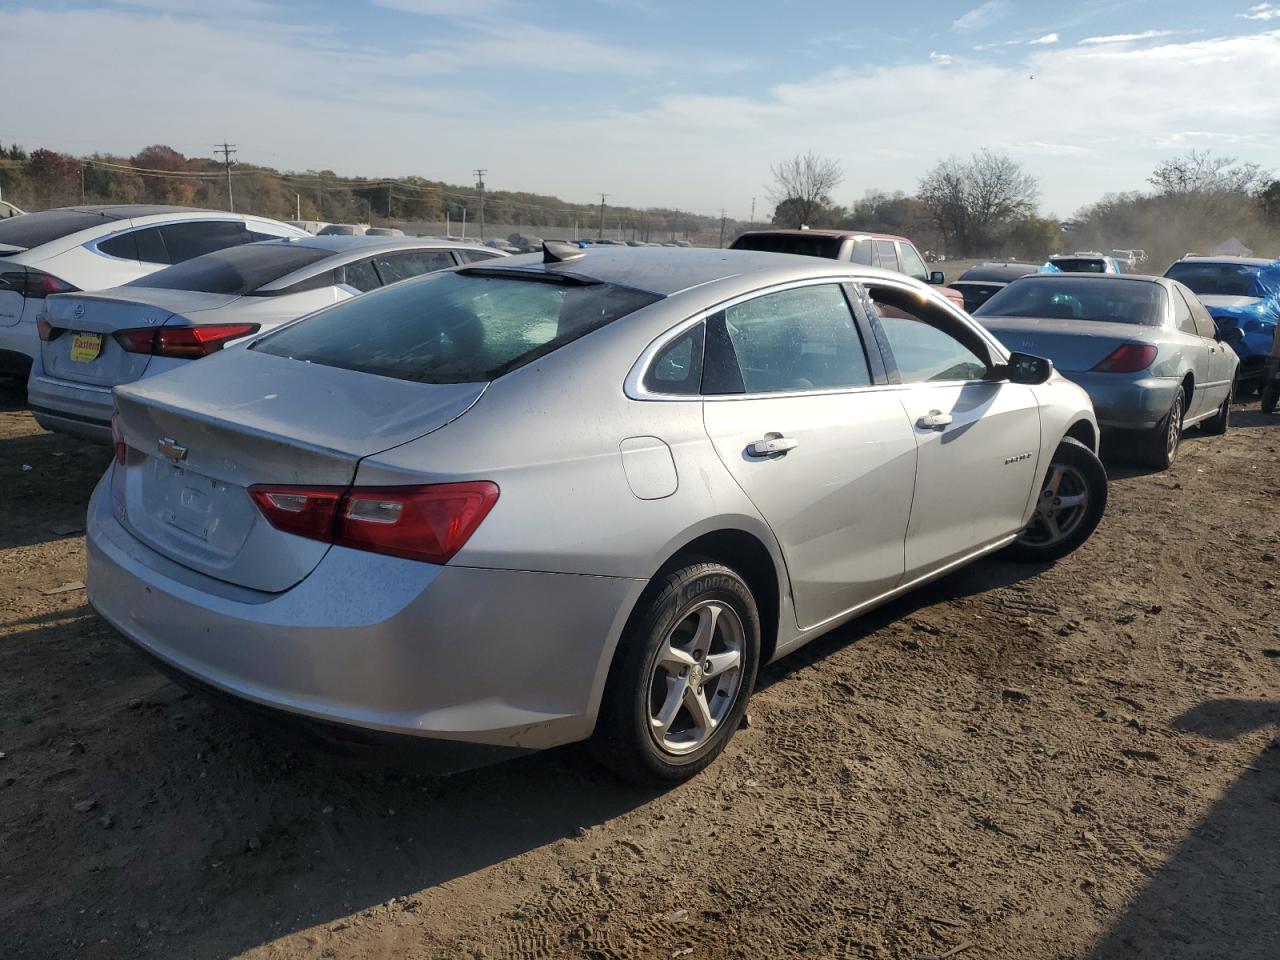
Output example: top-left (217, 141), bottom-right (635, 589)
top-left (975, 278), bottom-right (1166, 326)
top-left (1164, 262), bottom-right (1267, 298)
top-left (251, 269), bottom-right (661, 383)
top-left (730, 234), bottom-right (844, 259)
top-left (124, 243), bottom-right (331, 294)
top-left (0, 209), bottom-right (114, 253)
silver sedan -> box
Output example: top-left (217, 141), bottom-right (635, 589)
top-left (975, 274), bottom-right (1238, 469)
top-left (87, 246), bottom-right (1105, 784)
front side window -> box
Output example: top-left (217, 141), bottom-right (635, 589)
top-left (898, 243), bottom-right (929, 282)
top-left (374, 249), bottom-right (456, 284)
top-left (868, 286), bottom-right (989, 383)
top-left (252, 271), bottom-right (660, 384)
top-left (709, 284), bottom-right (871, 394)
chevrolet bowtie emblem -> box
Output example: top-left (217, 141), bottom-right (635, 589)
top-left (157, 437), bottom-right (188, 462)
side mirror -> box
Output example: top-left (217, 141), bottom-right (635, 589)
top-left (998, 351), bottom-right (1054, 385)
top-left (928, 271), bottom-right (946, 285)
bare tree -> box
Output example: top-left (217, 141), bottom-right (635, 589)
top-left (1149, 150), bottom-right (1269, 197)
top-left (919, 151), bottom-right (1038, 255)
top-left (767, 152), bottom-right (843, 228)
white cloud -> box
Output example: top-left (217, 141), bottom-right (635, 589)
top-left (1079, 30), bottom-right (1177, 45)
top-left (952, 1), bottom-right (1012, 34)
top-left (929, 51), bottom-right (954, 64)
top-left (1029, 33), bottom-right (1060, 45)
top-left (1242, 3), bottom-right (1280, 19)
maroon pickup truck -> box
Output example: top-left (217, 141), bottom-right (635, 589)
top-left (730, 229), bottom-right (966, 310)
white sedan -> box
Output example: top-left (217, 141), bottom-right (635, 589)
top-left (0, 205), bottom-right (305, 380)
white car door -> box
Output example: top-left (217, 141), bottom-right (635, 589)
top-left (861, 282), bottom-right (1042, 581)
top-left (699, 281), bottom-right (918, 630)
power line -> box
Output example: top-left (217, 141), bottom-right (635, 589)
top-left (213, 141), bottom-right (237, 212)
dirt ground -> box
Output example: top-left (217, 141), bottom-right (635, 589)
top-left (1, 377), bottom-right (1278, 960)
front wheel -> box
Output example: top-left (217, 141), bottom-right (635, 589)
top-left (590, 561), bottom-right (760, 786)
top-left (1262, 379), bottom-right (1279, 415)
top-left (1005, 437), bottom-right (1108, 563)
top-left (1201, 380), bottom-right (1233, 436)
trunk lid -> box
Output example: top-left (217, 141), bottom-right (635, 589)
top-left (977, 316), bottom-right (1161, 373)
top-left (111, 349), bottom-right (486, 592)
top-left (1198, 294), bottom-right (1263, 311)
top-left (40, 290), bottom-right (241, 387)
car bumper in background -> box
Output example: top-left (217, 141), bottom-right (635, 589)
top-left (86, 468), bottom-right (644, 753)
top-left (28, 375), bottom-right (115, 443)
top-left (1062, 371), bottom-right (1181, 430)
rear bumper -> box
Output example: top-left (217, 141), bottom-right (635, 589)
top-left (86, 468), bottom-right (644, 752)
top-left (28, 375), bottom-right (114, 443)
top-left (1062, 371), bottom-right (1180, 430)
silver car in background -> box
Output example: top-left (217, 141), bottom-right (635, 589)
top-left (975, 273), bottom-right (1238, 468)
top-left (28, 236), bottom-right (505, 442)
top-left (87, 246), bottom-right (1106, 785)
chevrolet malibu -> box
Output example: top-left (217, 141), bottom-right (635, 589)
top-left (87, 245), bottom-right (1107, 785)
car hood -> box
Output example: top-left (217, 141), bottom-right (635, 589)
top-left (1198, 294), bottom-right (1264, 311)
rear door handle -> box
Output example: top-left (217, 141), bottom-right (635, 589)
top-left (916, 411), bottom-right (953, 430)
top-left (746, 434), bottom-right (799, 457)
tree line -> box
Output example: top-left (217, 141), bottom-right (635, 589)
top-left (0, 142), bottom-right (727, 241)
top-left (767, 149), bottom-right (1280, 264)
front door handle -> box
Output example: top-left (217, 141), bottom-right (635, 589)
top-left (916, 410), bottom-right (953, 430)
top-left (746, 434), bottom-right (799, 458)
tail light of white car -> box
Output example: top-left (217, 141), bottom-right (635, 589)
top-left (0, 269), bottom-right (78, 298)
top-left (114, 323), bottom-right (260, 360)
top-left (248, 481), bottom-right (500, 564)
top-left (1092, 343), bottom-right (1157, 373)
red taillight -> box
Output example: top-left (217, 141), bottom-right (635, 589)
top-left (1092, 343), bottom-right (1157, 374)
top-left (114, 323), bottom-right (259, 359)
top-left (248, 482), bottom-right (499, 565)
top-left (24, 270), bottom-right (78, 299)
top-left (37, 316), bottom-right (63, 342)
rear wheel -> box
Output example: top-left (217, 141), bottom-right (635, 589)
top-left (590, 561), bottom-right (760, 786)
top-left (1142, 387), bottom-right (1184, 470)
top-left (1262, 376), bottom-right (1279, 415)
top-left (1201, 380), bottom-right (1233, 436)
top-left (1006, 437), bottom-right (1107, 563)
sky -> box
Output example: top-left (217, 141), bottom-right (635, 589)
top-left (4, 0), bottom-right (1280, 219)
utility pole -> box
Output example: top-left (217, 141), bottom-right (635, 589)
top-left (719, 209), bottom-right (727, 248)
top-left (80, 162), bottom-right (85, 204)
top-left (461, 206), bottom-right (467, 239)
top-left (213, 141), bottom-right (237, 212)
top-left (597, 193), bottom-right (607, 240)
top-left (295, 193), bottom-right (301, 220)
top-left (473, 169), bottom-right (487, 240)
top-left (387, 183), bottom-right (393, 220)
top-left (750, 197), bottom-right (756, 229)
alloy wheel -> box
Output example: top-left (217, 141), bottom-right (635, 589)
top-left (647, 601), bottom-right (745, 756)
top-left (1018, 462), bottom-right (1091, 548)
top-left (1166, 393), bottom-right (1184, 460)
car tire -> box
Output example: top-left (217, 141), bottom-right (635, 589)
top-left (590, 561), bottom-right (760, 787)
top-left (1262, 379), bottom-right (1279, 415)
top-left (1201, 381), bottom-right (1233, 435)
top-left (1142, 387), bottom-right (1184, 470)
top-left (1005, 437), bottom-right (1107, 564)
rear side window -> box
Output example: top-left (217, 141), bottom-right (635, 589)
top-left (159, 221), bottom-right (258, 263)
top-left (873, 240), bottom-right (898, 271)
top-left (126, 244), bottom-right (331, 294)
top-left (643, 324), bottom-right (705, 395)
top-left (708, 284), bottom-right (871, 394)
top-left (0, 210), bottom-right (112, 251)
top-left (252, 271), bottom-right (661, 383)
top-left (339, 258), bottom-right (381, 293)
top-left (730, 233), bottom-right (844, 259)
top-left (850, 239), bottom-right (874, 265)
top-left (374, 249), bottom-right (456, 284)
top-left (457, 249), bottom-right (503, 263)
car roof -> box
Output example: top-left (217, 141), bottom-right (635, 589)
top-left (1175, 256), bottom-right (1276, 267)
top-left (956, 263), bottom-right (1038, 282)
top-left (734, 228), bottom-right (910, 243)
top-left (462, 246), bottom-right (908, 297)
top-left (1014, 272), bottom-right (1166, 284)
top-left (271, 235), bottom-right (494, 255)
top-left (60, 204), bottom-right (210, 220)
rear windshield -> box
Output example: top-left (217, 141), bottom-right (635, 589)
top-left (1048, 258), bottom-right (1108, 273)
top-left (975, 278), bottom-right (1166, 326)
top-left (1164, 262), bottom-right (1267, 298)
top-left (251, 270), bottom-right (661, 383)
top-left (0, 210), bottom-right (114, 252)
top-left (124, 243), bottom-right (330, 295)
top-left (731, 234), bottom-right (844, 260)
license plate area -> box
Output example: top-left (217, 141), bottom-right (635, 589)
top-left (139, 457), bottom-right (255, 554)
top-left (69, 332), bottom-right (104, 363)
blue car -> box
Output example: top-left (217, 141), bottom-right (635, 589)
top-left (1164, 256), bottom-right (1279, 392)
